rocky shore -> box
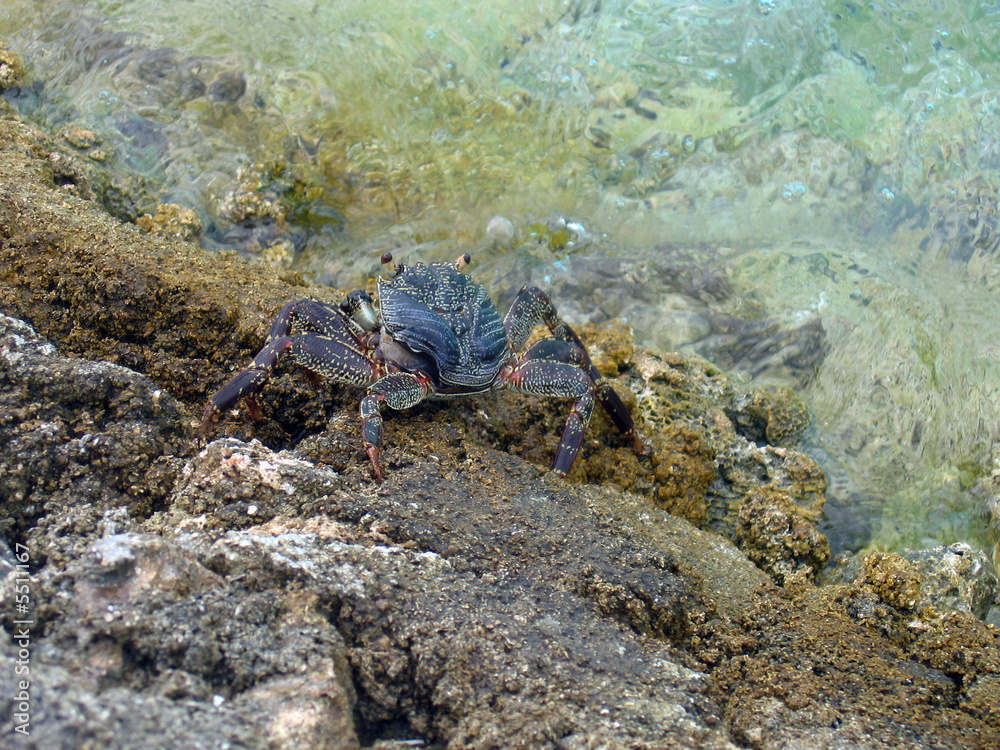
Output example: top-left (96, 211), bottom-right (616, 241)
top-left (1, 110), bottom-right (999, 750)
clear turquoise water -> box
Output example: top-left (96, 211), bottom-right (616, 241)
top-left (4, 0), bottom-right (1000, 558)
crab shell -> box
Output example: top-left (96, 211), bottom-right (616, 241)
top-left (376, 262), bottom-right (509, 391)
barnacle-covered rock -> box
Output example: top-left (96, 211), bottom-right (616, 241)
top-left (137, 203), bottom-right (203, 243)
top-left (0, 46), bottom-right (25, 90)
top-left (851, 551), bottom-right (924, 612)
top-left (831, 543), bottom-right (997, 621)
top-left (627, 348), bottom-right (826, 541)
top-left (734, 487), bottom-right (830, 586)
top-left (650, 423), bottom-right (717, 527)
top-left (0, 314), bottom-right (187, 566)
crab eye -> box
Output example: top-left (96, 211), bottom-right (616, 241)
top-left (381, 252), bottom-right (400, 277)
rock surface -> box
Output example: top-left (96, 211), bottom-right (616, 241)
top-left (1, 112), bottom-right (999, 749)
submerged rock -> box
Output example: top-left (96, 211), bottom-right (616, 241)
top-left (136, 203), bottom-right (203, 243)
top-left (0, 47), bottom-right (26, 90)
top-left (832, 543), bottom-right (998, 621)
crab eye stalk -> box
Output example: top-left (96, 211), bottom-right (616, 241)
top-left (454, 253), bottom-right (471, 271)
top-left (381, 252), bottom-right (400, 278)
top-left (341, 290), bottom-right (379, 331)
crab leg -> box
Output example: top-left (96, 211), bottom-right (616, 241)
top-left (201, 337), bottom-right (292, 426)
top-left (267, 298), bottom-right (366, 340)
top-left (502, 345), bottom-right (595, 476)
top-left (503, 286), bottom-right (645, 454)
top-left (359, 372), bottom-right (433, 482)
top-left (199, 300), bottom-right (377, 436)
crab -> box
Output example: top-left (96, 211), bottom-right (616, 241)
top-left (200, 252), bottom-right (645, 482)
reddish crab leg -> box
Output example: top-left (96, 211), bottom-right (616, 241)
top-left (359, 372), bottom-right (433, 483)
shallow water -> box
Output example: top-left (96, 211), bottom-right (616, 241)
top-left (3, 0), bottom-right (1000, 558)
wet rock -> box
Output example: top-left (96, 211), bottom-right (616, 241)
top-left (577, 317), bottom-right (635, 377)
top-left (0, 435), bottom-right (759, 748)
top-left (734, 487), bottom-right (831, 586)
top-left (0, 118), bottom-right (342, 409)
top-left (484, 215), bottom-right (515, 249)
top-left (133, 47), bottom-right (207, 106)
top-left (650, 422), bottom-right (717, 526)
top-left (919, 174), bottom-right (1000, 263)
top-left (0, 47), bottom-right (26, 90)
top-left (474, 243), bottom-right (828, 396)
top-left (136, 203), bottom-right (203, 243)
top-left (186, 524), bottom-right (733, 749)
top-left (826, 552), bottom-right (1000, 731)
top-left (704, 585), bottom-right (1000, 749)
top-left (61, 126), bottom-right (100, 150)
top-left (835, 552), bottom-right (925, 645)
top-left (855, 551), bottom-right (923, 611)
top-left (6, 13), bottom-right (287, 247)
top-left (211, 164), bottom-right (310, 262)
top-left (115, 114), bottom-right (168, 156)
top-left (630, 349), bottom-right (827, 544)
top-left (215, 219), bottom-right (303, 267)
top-left (208, 71), bottom-right (247, 103)
top-left (728, 384), bottom-right (812, 447)
top-left (905, 607), bottom-right (1000, 732)
top-left (0, 531), bottom-right (358, 750)
top-left (831, 543), bottom-right (998, 621)
top-left (168, 437), bottom-right (700, 644)
top-left (53, 16), bottom-right (243, 111)
top-left (166, 438), bottom-right (346, 530)
top-left (905, 543), bottom-right (998, 620)
top-left (697, 314), bottom-right (829, 389)
top-left (218, 166), bottom-right (287, 224)
top-left (0, 314), bottom-right (187, 565)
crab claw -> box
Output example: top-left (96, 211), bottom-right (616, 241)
top-left (454, 253), bottom-right (471, 271)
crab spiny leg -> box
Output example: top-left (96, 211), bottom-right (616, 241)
top-left (504, 286), bottom-right (646, 454)
top-left (554, 390), bottom-right (595, 476)
top-left (200, 329), bottom-right (378, 436)
top-left (504, 285), bottom-right (581, 353)
top-left (200, 337), bottom-right (293, 435)
top-left (503, 356), bottom-right (595, 476)
top-left (267, 298), bottom-right (366, 341)
top-left (359, 372), bottom-right (433, 483)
